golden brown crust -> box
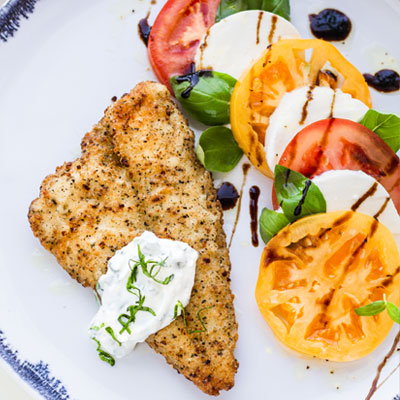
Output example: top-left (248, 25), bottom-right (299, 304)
top-left (28, 81), bottom-right (238, 395)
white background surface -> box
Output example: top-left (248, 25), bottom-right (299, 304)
top-left (0, 0), bottom-right (399, 399)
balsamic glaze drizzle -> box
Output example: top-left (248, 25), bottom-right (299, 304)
top-left (351, 183), bottom-right (378, 212)
top-left (268, 15), bottom-right (278, 43)
top-left (365, 330), bottom-right (400, 400)
top-left (363, 69), bottom-right (400, 93)
top-left (256, 11), bottom-right (263, 45)
top-left (309, 9), bottom-right (352, 41)
top-left (299, 86), bottom-right (315, 125)
top-left (284, 168), bottom-right (291, 185)
top-left (217, 182), bottom-right (239, 211)
top-left (249, 186), bottom-right (261, 247)
top-left (373, 197), bottom-right (390, 220)
top-left (175, 63), bottom-right (213, 98)
top-left (138, 16), bottom-right (152, 46)
top-left (294, 180), bottom-right (312, 217)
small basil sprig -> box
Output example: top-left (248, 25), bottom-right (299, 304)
top-left (170, 71), bottom-right (236, 126)
top-left (216, 0), bottom-right (248, 21)
top-left (275, 165), bottom-right (326, 222)
top-left (360, 109), bottom-right (400, 153)
top-left (355, 295), bottom-right (400, 324)
top-left (196, 126), bottom-right (243, 172)
top-left (259, 166), bottom-right (326, 244)
top-left (216, 0), bottom-right (291, 22)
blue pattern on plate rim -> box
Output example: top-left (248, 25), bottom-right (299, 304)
top-left (0, 0), bottom-right (40, 42)
top-left (0, 329), bottom-right (70, 399)
top-left (1, 0), bottom-right (400, 398)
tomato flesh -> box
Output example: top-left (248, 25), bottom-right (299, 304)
top-left (256, 211), bottom-right (400, 361)
top-left (148, 0), bottom-right (220, 91)
top-left (275, 118), bottom-right (400, 213)
top-left (230, 39), bottom-right (372, 177)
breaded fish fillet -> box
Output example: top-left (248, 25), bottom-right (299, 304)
top-left (28, 81), bottom-right (238, 395)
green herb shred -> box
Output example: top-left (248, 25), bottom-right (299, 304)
top-left (118, 293), bottom-right (156, 335)
top-left (91, 337), bottom-right (115, 366)
top-left (174, 301), bottom-right (214, 334)
top-left (126, 261), bottom-right (140, 297)
top-left (90, 322), bottom-right (105, 332)
top-left (131, 245), bottom-right (174, 285)
top-left (105, 326), bottom-right (122, 346)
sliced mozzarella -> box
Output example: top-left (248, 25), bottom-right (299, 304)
top-left (194, 10), bottom-right (300, 80)
top-left (265, 86), bottom-right (369, 172)
top-left (312, 170), bottom-right (400, 251)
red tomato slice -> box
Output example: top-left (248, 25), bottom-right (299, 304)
top-left (274, 118), bottom-right (400, 213)
top-left (148, 0), bottom-right (220, 91)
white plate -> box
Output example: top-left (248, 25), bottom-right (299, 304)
top-left (0, 0), bottom-right (399, 399)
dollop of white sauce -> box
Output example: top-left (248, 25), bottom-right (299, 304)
top-left (89, 231), bottom-right (198, 359)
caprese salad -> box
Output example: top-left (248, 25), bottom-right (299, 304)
top-left (145, 0), bottom-right (400, 362)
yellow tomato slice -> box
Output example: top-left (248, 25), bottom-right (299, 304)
top-left (255, 211), bottom-right (400, 362)
top-left (231, 39), bottom-right (372, 177)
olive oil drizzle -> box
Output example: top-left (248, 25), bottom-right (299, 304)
top-left (228, 163), bottom-right (251, 248)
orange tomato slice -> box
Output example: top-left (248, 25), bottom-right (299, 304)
top-left (255, 211), bottom-right (400, 362)
top-left (231, 39), bottom-right (372, 177)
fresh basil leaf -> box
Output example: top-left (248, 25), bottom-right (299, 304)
top-left (386, 302), bottom-right (400, 324)
top-left (274, 165), bottom-right (326, 222)
top-left (259, 208), bottom-right (290, 244)
top-left (216, 0), bottom-right (290, 22)
top-left (170, 71), bottom-right (236, 126)
top-left (355, 301), bottom-right (386, 316)
top-left (360, 109), bottom-right (400, 153)
top-left (197, 126), bottom-right (243, 172)
top-left (248, 0), bottom-right (290, 20)
top-left (216, 0), bottom-right (248, 22)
